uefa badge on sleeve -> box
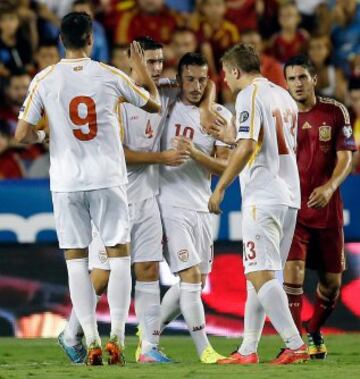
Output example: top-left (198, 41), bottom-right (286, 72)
top-left (319, 125), bottom-right (332, 142)
top-left (342, 125), bottom-right (353, 138)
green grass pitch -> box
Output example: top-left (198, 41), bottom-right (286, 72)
top-left (0, 335), bottom-right (359, 379)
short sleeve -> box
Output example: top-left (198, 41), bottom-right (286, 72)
top-left (18, 75), bottom-right (44, 126)
top-left (116, 72), bottom-right (150, 108)
top-left (334, 103), bottom-right (357, 152)
top-left (235, 85), bottom-right (262, 142)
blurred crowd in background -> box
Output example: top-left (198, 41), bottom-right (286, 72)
top-left (0, 0), bottom-right (360, 179)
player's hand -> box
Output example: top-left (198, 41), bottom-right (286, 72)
top-left (161, 148), bottom-right (190, 166)
top-left (307, 183), bottom-right (335, 208)
top-left (173, 136), bottom-right (195, 155)
top-left (208, 188), bottom-right (224, 214)
top-left (129, 41), bottom-right (147, 84)
top-left (200, 106), bottom-right (227, 133)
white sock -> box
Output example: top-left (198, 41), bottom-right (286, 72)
top-left (238, 281), bottom-right (265, 355)
top-left (257, 279), bottom-right (304, 350)
top-left (64, 295), bottom-right (101, 346)
top-left (160, 282), bottom-right (181, 333)
top-left (108, 256), bottom-right (131, 346)
top-left (135, 281), bottom-right (161, 353)
top-left (180, 282), bottom-right (210, 357)
top-left (66, 258), bottom-right (100, 346)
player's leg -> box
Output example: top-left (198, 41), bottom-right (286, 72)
top-left (306, 226), bottom-right (344, 359)
top-left (131, 198), bottom-right (169, 362)
top-left (52, 191), bottom-right (102, 365)
top-left (283, 222), bottom-right (309, 335)
top-left (89, 186), bottom-right (131, 365)
top-left (160, 206), bottom-right (222, 363)
top-left (244, 206), bottom-right (307, 364)
top-left (159, 281), bottom-right (181, 333)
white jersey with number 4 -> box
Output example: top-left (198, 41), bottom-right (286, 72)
top-left (236, 77), bottom-right (300, 209)
top-left (18, 58), bottom-right (151, 192)
top-left (159, 100), bottom-right (233, 212)
top-left (121, 80), bottom-right (177, 204)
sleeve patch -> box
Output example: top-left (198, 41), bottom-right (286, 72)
top-left (239, 111), bottom-right (249, 123)
top-left (239, 126), bottom-right (250, 133)
top-left (343, 125), bottom-right (352, 138)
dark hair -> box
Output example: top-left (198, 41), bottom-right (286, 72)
top-left (283, 55), bottom-right (317, 78)
top-left (221, 43), bottom-right (260, 73)
top-left (177, 52), bottom-right (208, 77)
top-left (133, 36), bottom-right (163, 51)
top-left (60, 12), bottom-right (92, 50)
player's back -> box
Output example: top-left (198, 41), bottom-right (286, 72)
top-left (237, 77), bottom-right (300, 208)
top-left (20, 58), bottom-right (149, 192)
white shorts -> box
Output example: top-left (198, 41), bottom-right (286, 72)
top-left (242, 205), bottom-right (297, 274)
top-left (160, 205), bottom-right (214, 275)
top-left (52, 186), bottom-right (130, 249)
top-left (89, 196), bottom-right (163, 270)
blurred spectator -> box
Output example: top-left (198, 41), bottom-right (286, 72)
top-left (190, 0), bottom-right (240, 75)
top-left (331, 0), bottom-right (360, 76)
top-left (0, 2), bottom-right (33, 76)
top-left (241, 29), bottom-right (286, 88)
top-left (256, 0), bottom-right (280, 39)
top-left (224, 0), bottom-right (257, 34)
top-left (33, 42), bottom-right (60, 73)
top-left (164, 28), bottom-right (198, 78)
top-left (110, 44), bottom-right (131, 74)
top-left (267, 1), bottom-right (309, 64)
top-left (34, 0), bottom-right (74, 19)
top-left (114, 0), bottom-right (183, 45)
top-left (349, 79), bottom-right (360, 173)
top-left (72, 0), bottom-right (109, 62)
top-left (0, 68), bottom-right (31, 135)
top-left (166, 0), bottom-right (195, 12)
top-left (0, 120), bottom-right (23, 179)
top-left (294, 0), bottom-right (325, 32)
top-left (17, 0), bottom-right (39, 52)
top-left (307, 35), bottom-right (346, 102)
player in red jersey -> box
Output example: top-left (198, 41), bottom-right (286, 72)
top-left (284, 55), bottom-right (356, 359)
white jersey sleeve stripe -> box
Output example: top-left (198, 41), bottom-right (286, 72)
top-left (250, 84), bottom-right (258, 139)
top-left (99, 62), bottom-right (149, 102)
top-left (22, 65), bottom-right (55, 120)
top-left (117, 102), bottom-right (125, 142)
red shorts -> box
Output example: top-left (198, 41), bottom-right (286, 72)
top-left (287, 222), bottom-right (345, 273)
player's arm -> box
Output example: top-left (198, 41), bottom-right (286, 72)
top-left (307, 150), bottom-right (352, 208)
top-left (123, 146), bottom-right (189, 166)
top-left (199, 80), bottom-right (227, 132)
top-left (15, 120), bottom-right (46, 144)
top-left (208, 139), bottom-right (257, 214)
top-left (129, 41), bottom-right (161, 113)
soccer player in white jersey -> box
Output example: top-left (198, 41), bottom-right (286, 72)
top-left (14, 13), bottom-right (161, 366)
top-left (158, 52), bottom-right (234, 364)
top-left (208, 44), bottom-right (310, 365)
top-left (59, 36), bottom-right (188, 364)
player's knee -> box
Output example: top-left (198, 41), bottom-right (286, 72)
top-left (284, 260), bottom-right (305, 284)
top-left (179, 266), bottom-right (201, 284)
top-left (319, 274), bottom-right (342, 299)
top-left (134, 262), bottom-right (159, 281)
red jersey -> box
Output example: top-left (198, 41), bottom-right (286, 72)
top-left (114, 6), bottom-right (182, 44)
top-left (297, 97), bottom-right (356, 228)
top-left (269, 29), bottom-right (308, 64)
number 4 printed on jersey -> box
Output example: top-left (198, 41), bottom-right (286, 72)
top-left (145, 120), bottom-right (154, 138)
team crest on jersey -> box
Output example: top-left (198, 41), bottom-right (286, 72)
top-left (178, 249), bottom-right (189, 262)
top-left (343, 125), bottom-right (352, 138)
top-left (98, 250), bottom-right (108, 264)
top-left (239, 111), bottom-right (249, 123)
top-left (319, 125), bottom-right (331, 142)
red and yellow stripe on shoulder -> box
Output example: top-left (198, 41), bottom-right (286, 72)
top-left (318, 96), bottom-right (350, 125)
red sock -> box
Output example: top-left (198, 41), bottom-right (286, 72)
top-left (283, 283), bottom-right (303, 335)
top-left (307, 289), bottom-right (337, 334)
